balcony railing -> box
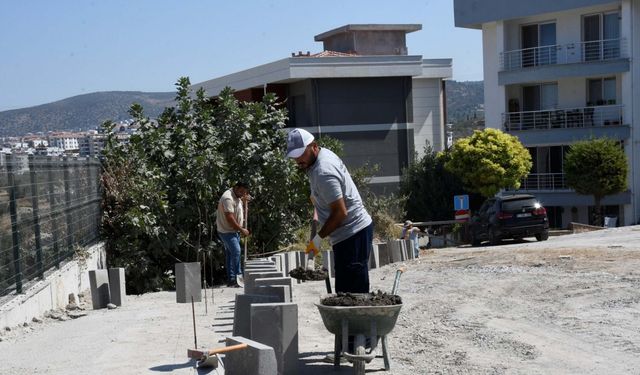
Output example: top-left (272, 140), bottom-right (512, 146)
top-left (500, 38), bottom-right (627, 71)
top-left (517, 173), bottom-right (567, 191)
top-left (503, 104), bottom-right (624, 132)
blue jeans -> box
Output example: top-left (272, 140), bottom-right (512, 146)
top-left (332, 222), bottom-right (373, 293)
top-left (218, 232), bottom-right (242, 282)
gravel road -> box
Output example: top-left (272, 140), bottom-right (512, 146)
top-left (1, 226), bottom-right (639, 374)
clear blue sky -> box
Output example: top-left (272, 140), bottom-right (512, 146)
top-left (0, 0), bottom-right (482, 111)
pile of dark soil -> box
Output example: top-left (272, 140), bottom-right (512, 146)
top-left (321, 290), bottom-right (402, 306)
top-left (288, 267), bottom-right (327, 281)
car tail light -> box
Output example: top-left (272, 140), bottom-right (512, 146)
top-left (533, 206), bottom-right (547, 216)
top-left (497, 211), bottom-right (513, 220)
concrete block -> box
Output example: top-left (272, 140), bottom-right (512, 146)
top-left (254, 277), bottom-right (293, 301)
top-left (389, 240), bottom-right (403, 263)
top-left (406, 239), bottom-right (416, 259)
top-left (368, 244), bottom-right (379, 269)
top-left (246, 263), bottom-right (276, 270)
top-left (377, 243), bottom-right (390, 267)
top-left (247, 260), bottom-right (275, 267)
top-left (232, 294), bottom-right (280, 338)
top-left (399, 240), bottom-right (408, 261)
top-left (282, 254), bottom-right (291, 276)
top-left (245, 267), bottom-right (278, 277)
top-left (296, 251), bottom-right (307, 268)
top-left (287, 252), bottom-right (298, 270)
top-left (321, 250), bottom-right (335, 278)
top-left (253, 285), bottom-right (290, 303)
top-left (245, 266), bottom-right (277, 273)
top-left (108, 268), bottom-right (126, 306)
top-left (272, 254), bottom-right (284, 274)
top-left (250, 303), bottom-right (298, 375)
top-left (245, 271), bottom-right (283, 293)
top-left (88, 269), bottom-right (110, 309)
top-left (224, 336), bottom-right (278, 375)
top-left (175, 262), bottom-right (201, 303)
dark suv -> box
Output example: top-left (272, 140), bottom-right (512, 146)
top-left (469, 194), bottom-right (549, 246)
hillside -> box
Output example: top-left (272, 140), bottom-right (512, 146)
top-left (0, 92), bottom-right (175, 136)
top-left (446, 80), bottom-right (485, 139)
top-left (0, 81), bottom-right (485, 136)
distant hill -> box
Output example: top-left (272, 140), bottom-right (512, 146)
top-left (0, 81), bottom-right (485, 137)
top-left (446, 80), bottom-right (485, 138)
top-left (0, 91), bottom-right (175, 136)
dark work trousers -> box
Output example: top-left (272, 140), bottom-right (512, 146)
top-left (332, 222), bottom-right (373, 293)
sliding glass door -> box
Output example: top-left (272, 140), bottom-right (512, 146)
top-left (583, 12), bottom-right (620, 61)
top-left (521, 23), bottom-right (556, 67)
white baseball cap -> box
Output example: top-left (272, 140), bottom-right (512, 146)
top-left (286, 128), bottom-right (315, 158)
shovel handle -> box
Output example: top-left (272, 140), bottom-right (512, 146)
top-left (188, 343), bottom-right (249, 359)
top-left (391, 267), bottom-right (405, 295)
top-left (208, 343), bottom-right (248, 355)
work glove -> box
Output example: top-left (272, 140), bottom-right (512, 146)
top-left (305, 234), bottom-right (322, 256)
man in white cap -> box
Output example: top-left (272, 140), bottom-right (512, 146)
top-left (402, 220), bottom-right (421, 258)
top-left (286, 128), bottom-right (373, 293)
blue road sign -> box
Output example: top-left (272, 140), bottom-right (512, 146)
top-left (454, 195), bottom-right (469, 211)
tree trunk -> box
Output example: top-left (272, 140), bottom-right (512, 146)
top-left (593, 196), bottom-right (603, 227)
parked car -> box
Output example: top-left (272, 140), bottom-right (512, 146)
top-left (469, 194), bottom-right (549, 246)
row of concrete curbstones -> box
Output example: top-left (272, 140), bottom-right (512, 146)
top-left (171, 240), bottom-right (416, 374)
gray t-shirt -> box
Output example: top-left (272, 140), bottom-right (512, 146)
top-left (308, 148), bottom-right (372, 245)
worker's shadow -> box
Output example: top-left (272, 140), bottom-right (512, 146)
top-left (149, 359), bottom-right (216, 374)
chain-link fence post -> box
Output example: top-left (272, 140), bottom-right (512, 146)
top-left (28, 155), bottom-right (44, 279)
top-left (7, 154), bottom-right (23, 293)
top-left (63, 157), bottom-right (73, 256)
top-left (47, 156), bottom-right (61, 268)
top-left (88, 157), bottom-right (100, 241)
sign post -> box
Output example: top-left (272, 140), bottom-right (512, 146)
top-left (454, 195), bottom-right (470, 222)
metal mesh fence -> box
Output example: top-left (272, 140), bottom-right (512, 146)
top-left (0, 154), bottom-right (101, 297)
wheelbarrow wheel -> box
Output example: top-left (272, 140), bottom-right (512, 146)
top-left (353, 334), bottom-right (366, 375)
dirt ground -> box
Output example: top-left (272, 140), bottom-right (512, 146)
top-left (1, 226), bottom-right (639, 374)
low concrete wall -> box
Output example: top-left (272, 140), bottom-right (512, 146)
top-left (569, 222), bottom-right (605, 234)
top-left (0, 242), bottom-right (106, 329)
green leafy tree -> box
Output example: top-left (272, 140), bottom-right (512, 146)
top-left (444, 128), bottom-right (532, 197)
top-left (400, 143), bottom-right (467, 221)
top-left (101, 78), bottom-right (309, 293)
top-left (564, 138), bottom-right (628, 226)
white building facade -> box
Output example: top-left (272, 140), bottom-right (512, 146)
top-left (455, 0), bottom-right (640, 227)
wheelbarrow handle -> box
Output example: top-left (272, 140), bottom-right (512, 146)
top-left (391, 267), bottom-right (405, 295)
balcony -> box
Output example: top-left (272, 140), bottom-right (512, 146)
top-left (503, 104), bottom-right (623, 132)
top-left (517, 173), bottom-right (567, 191)
top-left (500, 38), bottom-right (627, 71)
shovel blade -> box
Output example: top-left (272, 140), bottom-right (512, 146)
top-left (187, 348), bottom-right (206, 359)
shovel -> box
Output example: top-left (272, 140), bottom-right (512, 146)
top-left (187, 343), bottom-right (249, 368)
top-left (237, 196), bottom-right (249, 287)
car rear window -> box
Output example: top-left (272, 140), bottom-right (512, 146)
top-left (501, 198), bottom-right (538, 212)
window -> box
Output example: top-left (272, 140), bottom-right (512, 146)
top-left (583, 12), bottom-right (620, 61)
top-left (522, 83), bottom-right (558, 111)
top-left (587, 77), bottom-right (616, 106)
top-left (521, 22), bottom-right (557, 67)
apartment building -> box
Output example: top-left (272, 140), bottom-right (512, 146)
top-left (454, 0), bottom-right (640, 227)
top-left (192, 24), bottom-right (452, 193)
top-left (79, 131), bottom-right (107, 157)
top-left (48, 133), bottom-right (80, 151)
